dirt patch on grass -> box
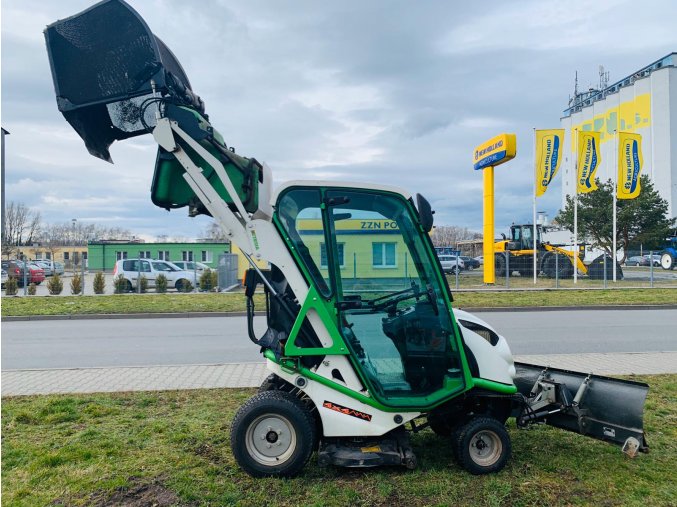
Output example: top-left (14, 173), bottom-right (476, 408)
top-left (88, 477), bottom-right (187, 507)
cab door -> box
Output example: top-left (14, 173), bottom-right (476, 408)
top-left (322, 189), bottom-right (467, 405)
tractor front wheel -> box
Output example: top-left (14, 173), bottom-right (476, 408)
top-left (455, 417), bottom-right (511, 475)
top-left (661, 253), bottom-right (675, 270)
top-left (231, 390), bottom-right (316, 478)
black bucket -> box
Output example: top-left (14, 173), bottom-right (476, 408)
top-left (44, 0), bottom-right (203, 162)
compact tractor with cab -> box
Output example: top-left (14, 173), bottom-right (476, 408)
top-left (495, 223), bottom-right (623, 280)
top-left (45, 0), bottom-right (648, 478)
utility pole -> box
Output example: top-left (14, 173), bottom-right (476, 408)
top-left (72, 218), bottom-right (77, 274)
top-left (1, 128), bottom-right (9, 245)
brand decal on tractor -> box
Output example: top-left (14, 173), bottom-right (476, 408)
top-left (323, 401), bottom-right (372, 422)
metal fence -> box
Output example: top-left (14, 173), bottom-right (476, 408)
top-left (217, 254), bottom-right (239, 290)
top-left (445, 250), bottom-right (677, 290)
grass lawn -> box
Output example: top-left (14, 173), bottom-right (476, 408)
top-left (2, 288), bottom-right (676, 317)
top-left (2, 375), bottom-right (675, 506)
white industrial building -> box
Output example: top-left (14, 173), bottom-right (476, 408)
top-left (560, 53), bottom-right (677, 218)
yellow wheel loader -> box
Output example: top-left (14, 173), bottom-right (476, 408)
top-left (494, 224), bottom-right (623, 280)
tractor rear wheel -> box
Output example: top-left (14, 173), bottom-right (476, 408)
top-left (455, 417), bottom-right (511, 475)
top-left (494, 253), bottom-right (507, 277)
top-left (231, 390), bottom-right (316, 477)
top-left (661, 253), bottom-right (675, 270)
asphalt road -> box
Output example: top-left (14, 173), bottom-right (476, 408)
top-left (2, 309), bottom-right (676, 370)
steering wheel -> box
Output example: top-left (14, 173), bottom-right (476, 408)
top-left (368, 282), bottom-right (421, 312)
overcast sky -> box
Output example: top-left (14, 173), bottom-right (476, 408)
top-left (2, 0), bottom-right (676, 240)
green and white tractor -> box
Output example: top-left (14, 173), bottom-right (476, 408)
top-left (45, 0), bottom-right (649, 478)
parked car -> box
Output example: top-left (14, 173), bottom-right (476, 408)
top-left (34, 260), bottom-right (53, 276)
top-left (1, 260), bottom-right (45, 286)
top-left (113, 259), bottom-right (198, 291)
top-left (171, 261), bottom-right (211, 275)
top-left (35, 260), bottom-right (64, 276)
top-left (438, 255), bottom-right (465, 274)
top-left (26, 263), bottom-right (46, 285)
top-left (460, 256), bottom-right (480, 270)
top-left (643, 254), bottom-right (661, 267)
top-left (2, 260), bottom-right (25, 284)
top-left (474, 255), bottom-right (484, 265)
top-left (625, 256), bottom-right (648, 267)
top-left (1, 268), bottom-right (8, 288)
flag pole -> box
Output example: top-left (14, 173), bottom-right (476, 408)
top-left (532, 128), bottom-right (537, 284)
top-left (613, 130), bottom-right (618, 282)
top-left (573, 128), bottom-right (578, 284)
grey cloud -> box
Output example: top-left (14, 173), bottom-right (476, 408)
top-left (2, 0), bottom-right (675, 238)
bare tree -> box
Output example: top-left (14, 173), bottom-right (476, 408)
top-left (430, 225), bottom-right (481, 247)
top-left (203, 221), bottom-right (229, 241)
top-left (37, 222), bottom-right (132, 247)
top-left (1, 201), bottom-right (42, 258)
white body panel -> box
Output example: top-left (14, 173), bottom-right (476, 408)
top-left (453, 309), bottom-right (516, 385)
top-left (267, 360), bottom-right (421, 437)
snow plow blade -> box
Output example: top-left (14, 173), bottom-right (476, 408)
top-left (44, 0), bottom-right (203, 162)
top-left (513, 362), bottom-right (649, 454)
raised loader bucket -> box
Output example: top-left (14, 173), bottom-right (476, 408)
top-left (514, 362), bottom-right (649, 454)
top-left (44, 0), bottom-right (203, 163)
top-left (44, 0), bottom-right (262, 216)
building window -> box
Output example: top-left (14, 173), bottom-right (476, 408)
top-left (201, 250), bottom-right (213, 263)
top-left (139, 251), bottom-right (151, 259)
top-left (35, 252), bottom-right (43, 260)
top-left (320, 243), bottom-right (345, 268)
top-left (83, 252), bottom-right (88, 260)
top-left (158, 251), bottom-right (170, 261)
top-left (46, 252), bottom-right (52, 260)
top-left (116, 251), bottom-right (128, 261)
top-left (63, 252), bottom-right (70, 261)
top-left (372, 242), bottom-right (397, 268)
top-left (182, 251), bottom-right (194, 261)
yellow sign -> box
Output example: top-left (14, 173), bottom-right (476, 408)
top-left (577, 131), bottom-right (601, 194)
top-left (473, 133), bottom-right (517, 170)
top-left (617, 132), bottom-right (643, 200)
top-left (571, 93), bottom-right (651, 149)
top-left (535, 129), bottom-right (564, 197)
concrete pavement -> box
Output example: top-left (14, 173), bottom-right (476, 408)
top-left (3, 351), bottom-right (676, 397)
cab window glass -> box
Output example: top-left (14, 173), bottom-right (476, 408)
top-left (277, 189), bottom-right (331, 297)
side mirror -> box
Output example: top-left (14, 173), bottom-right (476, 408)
top-left (501, 233), bottom-right (507, 240)
top-left (416, 194), bottom-right (434, 233)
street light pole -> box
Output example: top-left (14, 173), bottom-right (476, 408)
top-left (1, 128), bottom-right (9, 246)
top-left (72, 218), bottom-right (77, 274)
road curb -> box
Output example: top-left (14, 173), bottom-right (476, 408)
top-left (457, 304), bottom-right (677, 312)
top-left (3, 305), bottom-right (677, 322)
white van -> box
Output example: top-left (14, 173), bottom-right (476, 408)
top-left (113, 259), bottom-right (198, 291)
top-left (438, 255), bottom-right (465, 274)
